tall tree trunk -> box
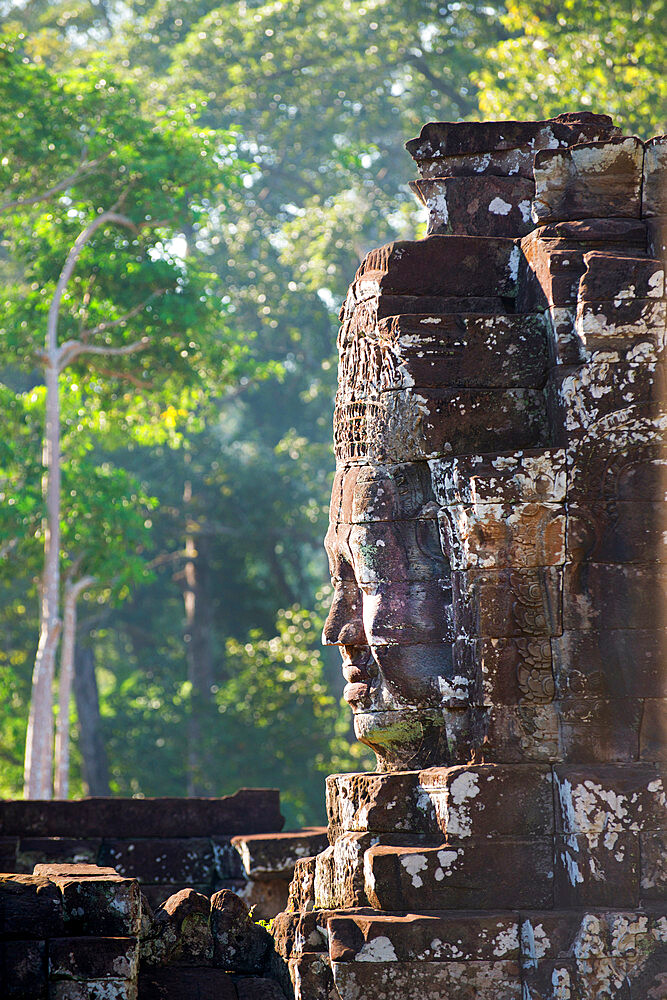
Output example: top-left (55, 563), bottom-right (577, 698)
top-left (23, 358), bottom-right (61, 799)
top-left (183, 480), bottom-right (215, 795)
top-left (54, 576), bottom-right (95, 799)
top-left (73, 642), bottom-right (110, 796)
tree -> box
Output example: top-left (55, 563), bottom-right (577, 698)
top-left (0, 38), bottom-right (262, 797)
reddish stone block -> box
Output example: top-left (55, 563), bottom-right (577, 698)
top-left (138, 967), bottom-right (237, 999)
top-left (411, 175), bottom-right (535, 237)
top-left (566, 502), bottom-right (667, 565)
top-left (646, 215), bottom-right (667, 260)
top-left (210, 889), bottom-right (271, 973)
top-left (287, 857), bottom-right (316, 913)
top-left (364, 838), bottom-right (554, 911)
top-left (335, 385), bottom-right (546, 464)
top-left (455, 636), bottom-right (555, 706)
top-left (48, 937), bottom-right (138, 981)
top-left (332, 959), bottom-right (522, 999)
top-left (549, 363), bottom-right (666, 441)
top-left (0, 874), bottom-right (64, 937)
top-left (326, 771), bottom-right (425, 836)
top-left (566, 435), bottom-right (667, 503)
top-left (0, 791), bottom-right (283, 838)
top-left (231, 828), bottom-right (328, 880)
top-left (559, 697), bottom-right (643, 762)
top-left (554, 832), bottom-right (639, 907)
top-left (575, 297), bottom-right (666, 350)
top-left (579, 252), bottom-right (664, 300)
top-left (415, 146), bottom-right (534, 179)
top-left (562, 563), bottom-right (666, 631)
top-left (534, 218), bottom-right (647, 245)
top-left (368, 312), bottom-right (548, 390)
top-left (49, 978), bottom-right (137, 999)
top-left (553, 764), bottom-right (667, 835)
top-left (288, 953), bottom-right (335, 1000)
top-left (1, 938), bottom-right (47, 999)
top-left (640, 699), bottom-right (667, 761)
top-left (16, 839), bottom-right (101, 873)
top-left (355, 235), bottom-right (519, 298)
top-left (328, 519), bottom-right (446, 584)
top-left (98, 838), bottom-right (214, 885)
top-left (235, 876), bottom-right (290, 922)
top-left (452, 566), bottom-right (562, 638)
top-left (328, 911), bottom-right (521, 963)
top-left (405, 114), bottom-right (619, 159)
top-left (643, 136), bottom-right (667, 217)
top-left (48, 874), bottom-right (141, 937)
top-left (235, 978), bottom-right (287, 1000)
top-left (439, 502), bottom-right (566, 570)
top-left (419, 763), bottom-right (554, 837)
top-left (475, 703), bottom-right (561, 763)
top-left (640, 831), bottom-right (667, 901)
top-left (430, 448), bottom-right (567, 506)
top-left (552, 629), bottom-right (667, 699)
top-left (532, 137), bottom-right (643, 223)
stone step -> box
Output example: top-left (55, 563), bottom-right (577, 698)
top-left (354, 235), bottom-right (520, 299)
top-left (364, 839), bottom-right (554, 911)
top-left (323, 907), bottom-right (667, 1000)
top-left (327, 765), bottom-right (555, 840)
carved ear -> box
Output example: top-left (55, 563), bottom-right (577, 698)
top-left (415, 509), bottom-right (449, 569)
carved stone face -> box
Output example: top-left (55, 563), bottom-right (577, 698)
top-left (323, 463), bottom-right (472, 770)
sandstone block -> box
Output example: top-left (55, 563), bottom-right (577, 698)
top-left (48, 937), bottom-right (138, 981)
top-left (288, 953), bottom-right (336, 1000)
top-left (474, 703), bottom-right (561, 763)
top-left (326, 771), bottom-right (425, 836)
top-left (640, 831), bottom-right (667, 900)
top-left (562, 562), bottom-right (666, 631)
top-left (138, 967), bottom-right (236, 999)
top-left (0, 874), bottom-right (64, 937)
top-left (439, 501), bottom-right (566, 570)
top-left (647, 215), bottom-right (667, 260)
top-left (143, 888), bottom-right (212, 967)
top-left (558, 698), bottom-right (643, 762)
top-left (1, 938), bottom-right (47, 999)
top-left (235, 977), bottom-right (288, 1000)
top-left (49, 978), bottom-right (138, 999)
top-left (549, 362), bottom-right (666, 440)
top-left (287, 857), bottom-right (316, 913)
top-left (0, 791), bottom-right (283, 838)
top-left (332, 958), bottom-right (522, 999)
top-left (364, 839), bottom-right (553, 910)
top-left (566, 502), bottom-right (667, 564)
top-left (355, 235), bottom-right (519, 298)
top-left (532, 137), bottom-right (644, 223)
top-left (236, 878), bottom-right (290, 922)
top-left (454, 636), bottom-right (555, 706)
top-left (46, 873), bottom-right (140, 937)
top-left (418, 763), bottom-right (554, 838)
top-left (331, 461), bottom-right (435, 525)
top-left (579, 252), bottom-right (664, 300)
top-left (575, 297), bottom-right (666, 351)
top-left (533, 218), bottom-right (647, 245)
top-left (552, 629), bottom-right (667, 699)
top-left (405, 114), bottom-right (619, 160)
top-left (327, 519), bottom-right (446, 584)
top-left (643, 135), bottom-right (667, 217)
top-left (430, 448), bottom-right (567, 506)
top-left (98, 838), bottom-right (214, 885)
top-left (415, 146), bottom-right (534, 179)
top-left (452, 566), bottom-right (562, 638)
top-left (15, 838), bottom-right (101, 873)
top-left (553, 764), bottom-right (667, 835)
top-left (335, 385), bottom-right (546, 464)
top-left (410, 175), bottom-right (534, 237)
top-left (231, 828), bottom-right (328, 881)
top-left (350, 311), bottom-right (549, 391)
top-left (554, 832), bottom-right (639, 907)
top-left (566, 430), bottom-right (667, 502)
top-left (640, 699), bottom-right (667, 761)
top-left (328, 911), bottom-right (521, 963)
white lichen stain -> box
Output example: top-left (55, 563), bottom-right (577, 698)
top-left (356, 936), bottom-right (398, 962)
top-left (489, 196), bottom-right (512, 215)
top-left (400, 853), bottom-right (427, 888)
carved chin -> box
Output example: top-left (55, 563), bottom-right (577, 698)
top-left (353, 707), bottom-right (475, 772)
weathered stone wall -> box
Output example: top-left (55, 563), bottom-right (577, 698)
top-left (281, 115), bottom-right (667, 999)
top-left (0, 791), bottom-right (283, 909)
top-left (0, 862), bottom-right (290, 999)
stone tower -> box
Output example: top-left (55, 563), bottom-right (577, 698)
top-left (274, 115), bottom-right (667, 1000)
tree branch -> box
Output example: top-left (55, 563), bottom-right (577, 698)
top-left (58, 336), bottom-right (151, 371)
top-left (80, 292), bottom-right (165, 340)
top-left (0, 156), bottom-right (106, 215)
